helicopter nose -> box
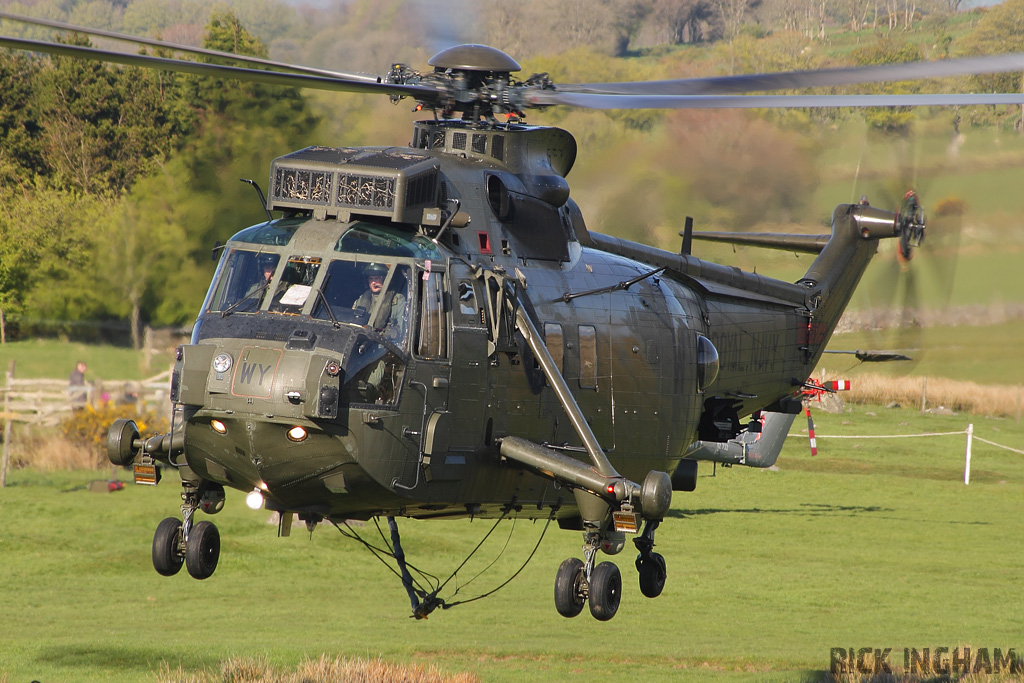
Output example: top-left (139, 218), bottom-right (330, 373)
top-left (174, 342), bottom-right (344, 421)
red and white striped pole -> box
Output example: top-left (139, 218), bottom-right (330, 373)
top-left (806, 405), bottom-right (817, 456)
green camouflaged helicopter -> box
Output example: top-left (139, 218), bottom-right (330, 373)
top-left (4, 13), bottom-right (1024, 621)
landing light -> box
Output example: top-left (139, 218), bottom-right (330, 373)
top-left (287, 426), bottom-right (308, 442)
top-left (210, 419), bottom-right (227, 434)
top-left (212, 353), bottom-right (232, 374)
top-left (245, 488), bottom-right (264, 510)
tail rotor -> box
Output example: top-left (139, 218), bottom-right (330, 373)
top-left (897, 189), bottom-right (926, 260)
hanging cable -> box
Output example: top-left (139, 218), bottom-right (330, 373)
top-left (446, 514), bottom-right (519, 596)
top-left (388, 516), bottom-right (420, 613)
top-left (331, 520), bottom-right (436, 601)
top-left (440, 514), bottom-right (553, 611)
top-left (333, 511), bottom-right (555, 619)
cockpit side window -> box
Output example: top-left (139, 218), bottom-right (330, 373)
top-left (416, 272), bottom-right (447, 359)
top-left (343, 336), bottom-right (404, 406)
top-left (206, 250), bottom-right (280, 313)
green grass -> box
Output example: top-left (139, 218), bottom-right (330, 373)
top-left (0, 338), bottom-right (174, 381)
top-left (1, 407), bottom-right (1021, 682)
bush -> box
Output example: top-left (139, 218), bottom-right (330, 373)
top-left (60, 402), bottom-right (169, 462)
top-left (5, 403), bottom-right (170, 471)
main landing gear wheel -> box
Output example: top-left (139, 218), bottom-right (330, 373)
top-left (554, 557), bottom-right (586, 618)
top-left (153, 517), bottom-right (184, 576)
top-left (588, 561), bottom-right (622, 621)
top-left (185, 520), bottom-right (220, 580)
top-left (636, 552), bottom-right (667, 598)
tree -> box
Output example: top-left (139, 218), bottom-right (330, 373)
top-left (68, 1), bottom-right (123, 31)
top-left (959, 0), bottom-right (1024, 97)
top-left (710, 0), bottom-right (762, 41)
top-left (121, 0), bottom-right (208, 38)
top-left (33, 34), bottom-right (191, 195)
top-left (849, 38), bottom-right (923, 133)
top-left (605, 0), bottom-right (655, 56)
top-left (232, 0), bottom-right (301, 46)
top-left (102, 9), bottom-right (322, 331)
top-left (0, 51), bottom-right (44, 191)
top-left (0, 180), bottom-right (107, 339)
top-left (648, 0), bottom-right (713, 45)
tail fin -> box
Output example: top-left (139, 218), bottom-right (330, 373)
top-left (692, 203), bottom-right (913, 366)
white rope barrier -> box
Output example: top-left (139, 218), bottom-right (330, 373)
top-left (792, 424), bottom-right (1024, 486)
top-left (798, 430), bottom-right (967, 439)
top-left (973, 436), bottom-right (1024, 456)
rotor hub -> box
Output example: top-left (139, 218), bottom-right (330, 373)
top-left (897, 190), bottom-right (926, 260)
top-left (428, 44), bottom-right (521, 73)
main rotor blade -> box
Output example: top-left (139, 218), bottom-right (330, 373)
top-left (0, 35), bottom-right (437, 100)
top-left (559, 53), bottom-right (1024, 97)
top-left (525, 90), bottom-right (1024, 110)
top-left (0, 10), bottom-right (380, 83)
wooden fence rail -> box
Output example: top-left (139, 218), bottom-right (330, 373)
top-left (1, 361), bottom-right (174, 486)
top-left (0, 370), bottom-right (173, 426)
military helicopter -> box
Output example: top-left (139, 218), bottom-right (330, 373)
top-left (4, 13), bottom-right (1024, 622)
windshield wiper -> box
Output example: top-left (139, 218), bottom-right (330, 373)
top-left (220, 281), bottom-right (270, 318)
top-left (312, 287), bottom-right (339, 325)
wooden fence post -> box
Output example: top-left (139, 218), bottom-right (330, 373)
top-left (143, 326), bottom-right (152, 373)
top-left (2, 360), bottom-right (14, 487)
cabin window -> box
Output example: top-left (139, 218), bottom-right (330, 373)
top-left (578, 324), bottom-right (597, 390)
top-left (232, 217), bottom-right (302, 246)
top-left (206, 249), bottom-right (281, 314)
top-left (416, 272), bottom-right (448, 359)
top-left (456, 280), bottom-right (480, 321)
top-left (268, 256), bottom-right (322, 315)
top-left (544, 323), bottom-right (564, 375)
top-left (334, 221), bottom-right (442, 259)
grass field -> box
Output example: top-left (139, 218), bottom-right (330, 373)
top-left (1, 406), bottom-right (1021, 682)
top-left (0, 338), bottom-right (174, 381)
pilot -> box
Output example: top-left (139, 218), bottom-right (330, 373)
top-left (242, 257), bottom-right (276, 307)
top-left (353, 263), bottom-right (407, 343)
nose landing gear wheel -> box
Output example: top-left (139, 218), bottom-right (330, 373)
top-left (153, 517), bottom-right (184, 576)
top-left (636, 552), bottom-right (667, 598)
top-left (554, 557), bottom-right (586, 618)
top-left (185, 520), bottom-right (220, 580)
top-left (588, 561), bottom-right (621, 621)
